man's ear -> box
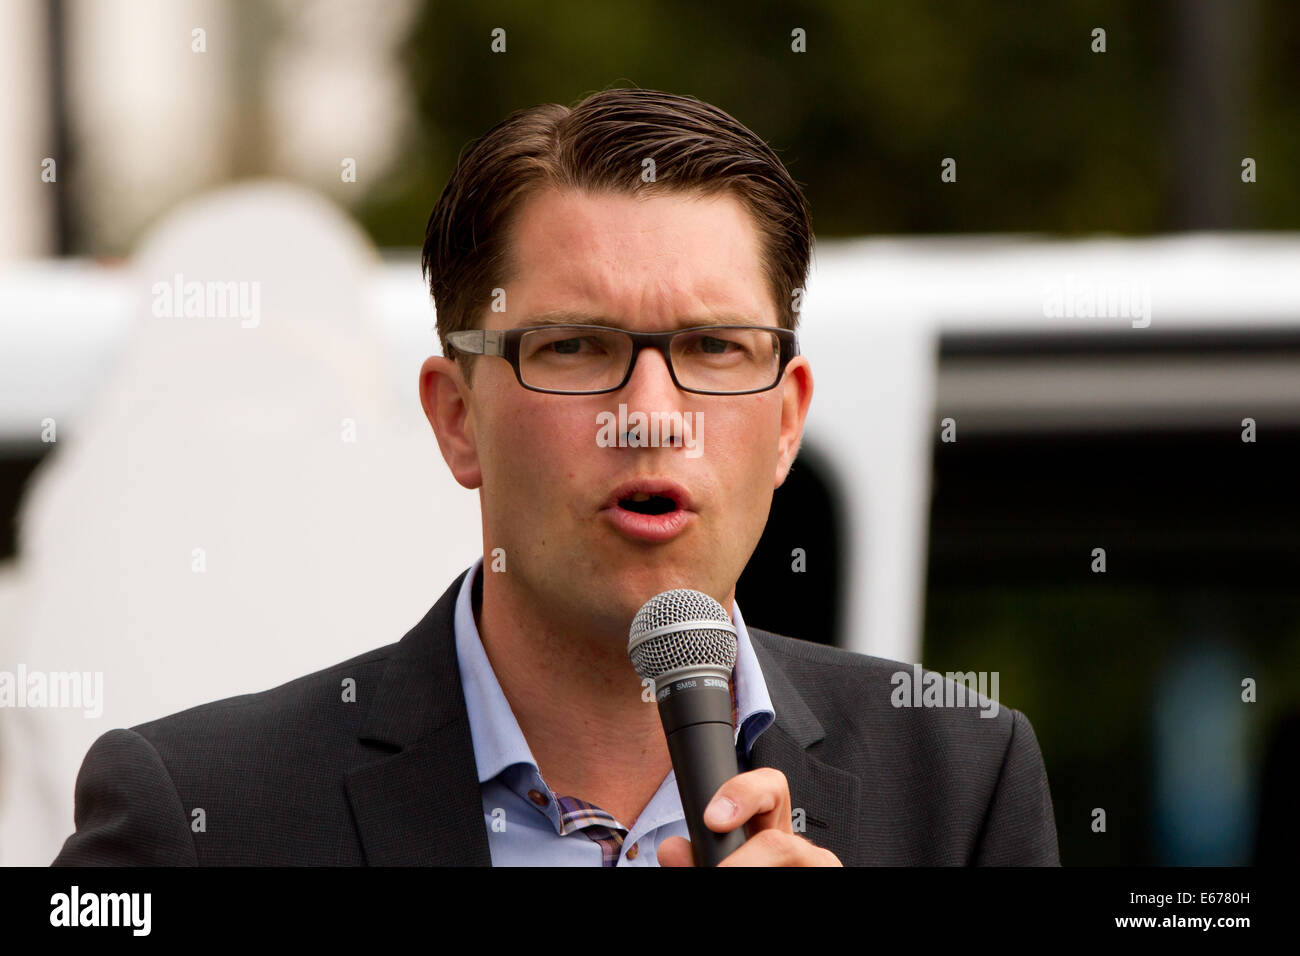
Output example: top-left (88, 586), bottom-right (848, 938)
top-left (419, 355), bottom-right (483, 490)
top-left (774, 357), bottom-right (814, 489)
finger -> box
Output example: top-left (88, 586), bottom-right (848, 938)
top-left (656, 835), bottom-right (695, 867)
top-left (717, 828), bottom-right (835, 867)
top-left (704, 767), bottom-right (792, 835)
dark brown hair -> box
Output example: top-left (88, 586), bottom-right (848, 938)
top-left (422, 87), bottom-right (813, 385)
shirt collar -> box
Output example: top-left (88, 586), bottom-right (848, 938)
top-left (452, 555), bottom-right (775, 785)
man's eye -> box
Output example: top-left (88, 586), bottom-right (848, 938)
top-left (542, 337), bottom-right (597, 354)
top-left (687, 335), bottom-right (744, 355)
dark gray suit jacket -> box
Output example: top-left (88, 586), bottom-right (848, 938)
top-left (52, 569), bottom-right (1060, 865)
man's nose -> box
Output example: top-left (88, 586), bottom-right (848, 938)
top-left (619, 345), bottom-right (685, 410)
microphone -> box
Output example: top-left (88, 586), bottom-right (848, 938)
top-left (628, 589), bottom-right (746, 866)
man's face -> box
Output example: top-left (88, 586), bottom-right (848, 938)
top-left (423, 186), bottom-right (812, 636)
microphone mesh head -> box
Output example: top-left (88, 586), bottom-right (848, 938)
top-left (627, 589), bottom-right (738, 683)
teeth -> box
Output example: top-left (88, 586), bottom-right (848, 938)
top-left (630, 492), bottom-right (652, 501)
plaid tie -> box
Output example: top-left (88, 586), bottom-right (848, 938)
top-left (551, 680), bottom-right (742, 865)
top-left (554, 794), bottom-right (628, 866)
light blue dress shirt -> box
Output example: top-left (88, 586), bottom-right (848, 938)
top-left (452, 556), bottom-right (776, 866)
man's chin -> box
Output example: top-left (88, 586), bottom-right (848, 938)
top-left (580, 530), bottom-right (730, 612)
top-left (602, 561), bottom-right (714, 615)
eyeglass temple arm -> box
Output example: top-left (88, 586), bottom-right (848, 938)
top-left (446, 329), bottom-right (505, 355)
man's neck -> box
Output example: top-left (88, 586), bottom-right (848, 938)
top-left (472, 565), bottom-right (673, 826)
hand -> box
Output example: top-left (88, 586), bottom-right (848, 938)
top-left (657, 767), bottom-right (843, 867)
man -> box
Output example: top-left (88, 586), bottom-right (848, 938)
top-left (53, 88), bottom-right (1059, 866)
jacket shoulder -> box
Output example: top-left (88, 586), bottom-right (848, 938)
top-left (748, 627), bottom-right (1059, 865)
top-left (53, 641), bottom-right (403, 865)
top-left (748, 626), bottom-right (1019, 750)
top-left (129, 641), bottom-right (397, 747)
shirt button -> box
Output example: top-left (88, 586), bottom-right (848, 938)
top-left (527, 789), bottom-right (548, 807)
top-left (626, 842), bottom-right (639, 860)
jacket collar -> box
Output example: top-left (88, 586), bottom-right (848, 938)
top-left (746, 629), bottom-right (863, 866)
top-left (344, 568), bottom-right (491, 865)
top-left (344, 572), bottom-right (861, 866)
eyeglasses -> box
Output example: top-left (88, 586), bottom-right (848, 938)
top-left (445, 324), bottom-right (799, 395)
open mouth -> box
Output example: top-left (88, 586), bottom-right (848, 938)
top-left (602, 484), bottom-right (695, 542)
top-left (618, 494), bottom-right (679, 516)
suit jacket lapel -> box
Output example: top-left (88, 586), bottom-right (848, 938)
top-left (747, 629), bottom-right (863, 867)
top-left (344, 569), bottom-right (492, 865)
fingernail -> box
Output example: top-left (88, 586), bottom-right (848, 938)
top-left (705, 795), bottom-right (737, 826)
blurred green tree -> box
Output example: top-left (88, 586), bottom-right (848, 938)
top-left (354, 0), bottom-right (1298, 248)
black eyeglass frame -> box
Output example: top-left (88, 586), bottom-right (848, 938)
top-left (445, 324), bottom-right (800, 396)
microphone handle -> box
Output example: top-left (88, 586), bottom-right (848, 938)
top-left (657, 677), bottom-right (746, 866)
top-left (666, 721), bottom-right (747, 866)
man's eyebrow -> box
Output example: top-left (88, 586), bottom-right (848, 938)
top-left (516, 311), bottom-right (760, 329)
